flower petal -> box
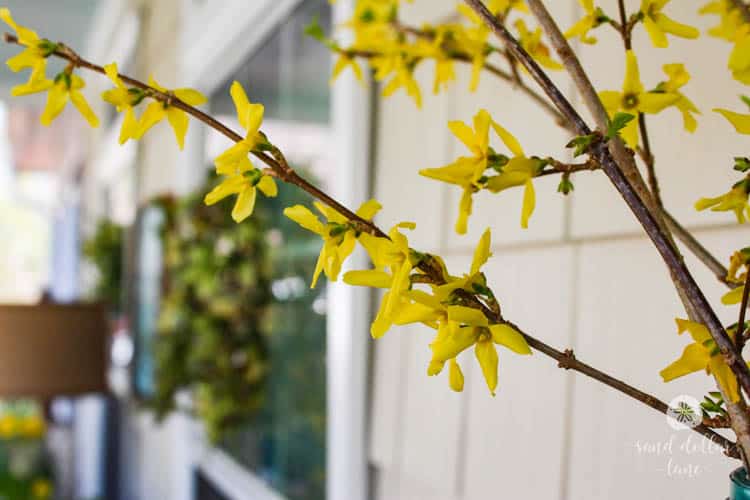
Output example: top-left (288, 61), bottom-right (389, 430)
top-left (166, 107), bottom-right (189, 149)
top-left (231, 185), bottom-right (257, 222)
top-left (475, 339), bottom-right (499, 395)
top-left (449, 358), bottom-right (465, 392)
top-left (283, 205), bottom-right (325, 235)
top-left (70, 90), bottom-right (99, 128)
top-left (490, 324), bottom-right (531, 354)
top-left (660, 343), bottom-right (708, 382)
top-left (470, 228), bottom-right (492, 275)
top-left (714, 109), bottom-right (750, 134)
top-left (447, 305), bottom-right (489, 326)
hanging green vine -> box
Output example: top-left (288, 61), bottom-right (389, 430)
top-left (151, 178), bottom-right (272, 441)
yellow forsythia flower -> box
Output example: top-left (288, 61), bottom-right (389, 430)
top-left (204, 157), bottom-right (277, 223)
top-left (42, 72), bottom-right (99, 127)
top-left (284, 199), bottom-right (382, 288)
top-left (14, 70), bottom-right (98, 127)
top-left (660, 319), bottom-right (740, 402)
top-left (565, 0), bottom-right (603, 44)
top-left (137, 76), bottom-right (207, 149)
top-left (0, 8), bottom-right (56, 92)
top-left (421, 109), bottom-right (539, 233)
top-left (331, 55), bottom-right (363, 84)
top-left (729, 25), bottom-right (750, 85)
top-left (658, 63), bottom-right (700, 132)
top-left (215, 81), bottom-right (267, 171)
top-left (102, 62), bottom-right (143, 144)
top-left (514, 19), bottom-right (563, 70)
top-left (599, 50), bottom-right (679, 148)
top-left (31, 479), bottom-right (52, 499)
top-left (639, 0), bottom-right (699, 48)
top-left (344, 222), bottom-right (416, 338)
top-left (19, 414), bottom-right (45, 439)
top-left (722, 285), bottom-right (745, 305)
top-left (0, 414), bottom-right (18, 438)
top-left (722, 251), bottom-right (749, 304)
top-left (715, 107), bottom-right (750, 135)
top-left (700, 0), bottom-right (745, 41)
top-left (204, 81), bottom-right (278, 222)
top-left (372, 51), bottom-right (422, 108)
top-left (416, 230), bottom-right (531, 395)
top-left (695, 181), bottom-right (750, 223)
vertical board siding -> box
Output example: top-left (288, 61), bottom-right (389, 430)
top-left (369, 1), bottom-right (750, 499)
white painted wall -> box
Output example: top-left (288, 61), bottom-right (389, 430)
top-left (368, 1), bottom-right (747, 499)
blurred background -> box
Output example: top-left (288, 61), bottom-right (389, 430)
top-left (0, 1), bottom-right (748, 499)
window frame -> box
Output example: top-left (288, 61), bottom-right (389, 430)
top-left (180, 2), bottom-right (372, 500)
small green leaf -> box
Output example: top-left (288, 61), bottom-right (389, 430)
top-left (606, 112), bottom-right (636, 140)
top-left (304, 16), bottom-right (326, 42)
top-left (557, 177), bottom-right (574, 195)
top-left (565, 134), bottom-right (596, 157)
top-left (734, 157), bottom-right (750, 172)
top-left (741, 95), bottom-right (750, 111)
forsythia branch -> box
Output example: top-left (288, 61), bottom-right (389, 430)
top-left (5, 23), bottom-right (739, 457)
top-left (478, 0), bottom-right (750, 401)
top-left (2, 32), bottom-right (388, 240)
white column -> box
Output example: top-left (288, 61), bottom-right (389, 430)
top-left (328, 1), bottom-right (373, 500)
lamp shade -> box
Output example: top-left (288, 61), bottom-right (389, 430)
top-left (0, 304), bottom-right (108, 398)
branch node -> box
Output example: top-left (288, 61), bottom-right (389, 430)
top-left (557, 349), bottom-right (576, 369)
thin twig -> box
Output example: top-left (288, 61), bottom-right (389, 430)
top-left (537, 158), bottom-right (598, 177)
top-left (638, 108), bottom-right (663, 209)
top-left (737, 272), bottom-right (750, 352)
top-left (519, 335), bottom-right (738, 457)
top-left (617, 0), bottom-right (632, 50)
top-left (2, 34), bottom-right (387, 240)
top-left (5, 29), bottom-right (738, 457)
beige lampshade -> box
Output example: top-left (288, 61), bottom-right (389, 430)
top-left (0, 304), bottom-right (108, 398)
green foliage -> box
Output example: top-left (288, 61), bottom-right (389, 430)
top-left (734, 157), bottom-right (750, 173)
top-left (305, 15), bottom-right (337, 50)
top-left (151, 177), bottom-right (272, 442)
top-left (566, 133), bottom-right (597, 157)
top-left (557, 175), bottom-right (575, 195)
top-left (83, 220), bottom-right (124, 311)
top-left (700, 391), bottom-right (728, 419)
top-left (606, 112), bottom-right (636, 140)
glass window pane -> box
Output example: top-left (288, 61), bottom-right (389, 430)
top-left (209, 2), bottom-right (332, 499)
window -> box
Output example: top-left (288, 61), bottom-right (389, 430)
top-left (206, 2), bottom-right (332, 499)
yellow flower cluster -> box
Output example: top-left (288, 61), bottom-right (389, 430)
top-left (0, 413), bottom-right (46, 440)
top-left (204, 82), bottom-right (278, 222)
top-left (565, 0), bottom-right (698, 48)
top-left (599, 51), bottom-right (698, 148)
top-left (331, 0), bottom-right (560, 106)
top-left (1, 8), bottom-right (99, 127)
top-left (421, 109), bottom-right (542, 234)
top-left (101, 63), bottom-right (207, 147)
top-left (700, 0), bottom-right (750, 84)
top-left (285, 195), bottom-right (532, 394)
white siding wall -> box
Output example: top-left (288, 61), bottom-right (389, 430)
top-left (369, 1), bottom-right (747, 499)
